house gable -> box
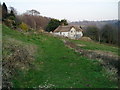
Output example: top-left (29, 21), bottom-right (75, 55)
top-left (70, 27), bottom-right (76, 32)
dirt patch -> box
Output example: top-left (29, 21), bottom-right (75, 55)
top-left (79, 37), bottom-right (93, 42)
top-left (92, 50), bottom-right (118, 57)
top-left (77, 44), bottom-right (86, 47)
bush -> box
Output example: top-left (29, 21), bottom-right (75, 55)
top-left (19, 22), bottom-right (29, 31)
top-left (84, 26), bottom-right (99, 41)
top-left (2, 38), bottom-right (36, 88)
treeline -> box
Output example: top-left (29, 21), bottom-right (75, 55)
top-left (1, 2), bottom-right (51, 31)
top-left (2, 2), bottom-right (18, 28)
top-left (1, 2), bottom-right (68, 32)
top-left (17, 14), bottom-right (51, 30)
top-left (46, 19), bottom-right (68, 32)
top-left (2, 2), bottom-right (118, 46)
top-left (83, 24), bottom-right (118, 45)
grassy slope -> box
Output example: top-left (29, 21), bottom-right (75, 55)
top-left (69, 39), bottom-right (119, 56)
top-left (3, 25), bottom-right (117, 88)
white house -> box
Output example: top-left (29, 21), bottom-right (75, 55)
top-left (53, 25), bottom-right (83, 39)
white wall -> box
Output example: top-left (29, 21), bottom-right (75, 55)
top-left (68, 27), bottom-right (76, 39)
top-left (54, 32), bottom-right (68, 37)
top-left (61, 32), bottom-right (68, 37)
top-left (76, 31), bottom-right (83, 37)
top-left (54, 27), bottom-right (83, 39)
top-left (54, 32), bottom-right (61, 35)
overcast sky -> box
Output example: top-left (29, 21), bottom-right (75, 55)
top-left (1, 0), bottom-right (119, 21)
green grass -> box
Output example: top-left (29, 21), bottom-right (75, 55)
top-left (2, 25), bottom-right (118, 88)
top-left (69, 39), bottom-right (119, 56)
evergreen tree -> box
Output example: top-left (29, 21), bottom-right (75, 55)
top-left (9, 10), bottom-right (15, 17)
top-left (9, 7), bottom-right (17, 15)
top-left (2, 2), bottom-right (8, 20)
top-left (60, 19), bottom-right (68, 25)
top-left (46, 19), bottom-right (60, 32)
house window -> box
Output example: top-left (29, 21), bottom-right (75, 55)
top-left (60, 32), bottom-right (62, 34)
top-left (71, 31), bottom-right (73, 33)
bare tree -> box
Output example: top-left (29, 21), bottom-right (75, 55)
top-left (26, 9), bottom-right (40, 16)
top-left (17, 10), bottom-right (50, 30)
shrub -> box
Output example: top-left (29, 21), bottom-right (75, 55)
top-left (2, 38), bottom-right (36, 88)
top-left (19, 22), bottom-right (29, 31)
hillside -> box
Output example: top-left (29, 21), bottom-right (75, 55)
top-left (2, 25), bottom-right (118, 88)
top-left (70, 20), bottom-right (118, 29)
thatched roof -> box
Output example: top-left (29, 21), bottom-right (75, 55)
top-left (54, 26), bottom-right (83, 32)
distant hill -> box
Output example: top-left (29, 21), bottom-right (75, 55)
top-left (69, 20), bottom-right (118, 29)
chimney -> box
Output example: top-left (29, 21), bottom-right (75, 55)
top-left (80, 26), bottom-right (82, 29)
top-left (61, 23), bottom-right (64, 26)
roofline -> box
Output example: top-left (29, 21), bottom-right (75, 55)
top-left (53, 25), bottom-right (83, 32)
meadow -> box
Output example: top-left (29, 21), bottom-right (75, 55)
top-left (2, 25), bottom-right (118, 88)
